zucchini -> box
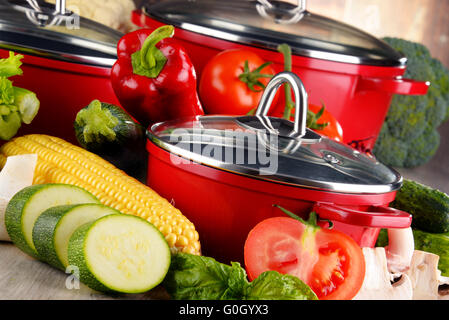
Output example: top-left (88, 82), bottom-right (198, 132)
top-left (32, 203), bottom-right (119, 269)
top-left (376, 228), bottom-right (449, 276)
top-left (5, 184), bottom-right (99, 257)
top-left (74, 100), bottom-right (147, 179)
top-left (391, 179), bottom-right (449, 233)
top-left (68, 214), bottom-right (171, 293)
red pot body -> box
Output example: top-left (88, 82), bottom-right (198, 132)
top-left (0, 49), bottom-right (119, 146)
top-left (133, 11), bottom-right (428, 152)
top-left (147, 141), bottom-right (409, 264)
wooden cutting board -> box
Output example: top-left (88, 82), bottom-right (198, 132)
top-left (0, 242), bottom-right (170, 300)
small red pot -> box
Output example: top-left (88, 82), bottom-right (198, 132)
top-left (134, 0), bottom-right (429, 152)
top-left (146, 72), bottom-right (411, 263)
top-left (0, 1), bottom-right (122, 145)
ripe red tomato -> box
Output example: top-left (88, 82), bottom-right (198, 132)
top-left (307, 104), bottom-right (344, 142)
top-left (244, 214), bottom-right (365, 300)
top-left (199, 49), bottom-right (277, 115)
top-left (270, 102), bottom-right (343, 142)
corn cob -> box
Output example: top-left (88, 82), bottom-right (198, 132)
top-left (0, 134), bottom-right (201, 255)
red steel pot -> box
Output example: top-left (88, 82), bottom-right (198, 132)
top-left (146, 72), bottom-right (412, 264)
top-left (134, 0), bottom-right (429, 152)
top-left (0, 0), bottom-right (122, 145)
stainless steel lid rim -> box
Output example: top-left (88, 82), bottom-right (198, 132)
top-left (0, 39), bottom-right (117, 68)
top-left (0, 0), bottom-right (122, 67)
top-left (142, 0), bottom-right (406, 67)
top-left (147, 135), bottom-right (403, 195)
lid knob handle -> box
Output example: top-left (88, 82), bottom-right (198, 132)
top-left (256, 0), bottom-right (307, 24)
top-left (20, 0), bottom-right (70, 27)
top-left (255, 71), bottom-right (308, 138)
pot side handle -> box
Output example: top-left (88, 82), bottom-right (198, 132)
top-left (356, 77), bottom-right (429, 95)
top-left (312, 202), bottom-right (412, 229)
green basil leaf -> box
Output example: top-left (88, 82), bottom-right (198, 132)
top-left (163, 253), bottom-right (248, 300)
top-left (244, 271), bottom-right (318, 300)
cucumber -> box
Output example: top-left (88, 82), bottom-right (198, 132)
top-left (376, 228), bottom-right (449, 276)
top-left (68, 214), bottom-right (171, 293)
top-left (5, 184), bottom-right (99, 257)
top-left (390, 179), bottom-right (449, 233)
top-left (32, 204), bottom-right (119, 270)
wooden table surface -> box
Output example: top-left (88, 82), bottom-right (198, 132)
top-left (0, 242), bottom-right (170, 300)
top-left (0, 122), bottom-right (447, 300)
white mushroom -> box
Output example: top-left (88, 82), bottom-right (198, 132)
top-left (405, 250), bottom-right (449, 300)
top-left (385, 227), bottom-right (415, 273)
top-left (353, 247), bottom-right (413, 300)
top-left (0, 154), bottom-right (37, 241)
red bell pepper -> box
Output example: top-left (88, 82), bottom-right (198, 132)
top-left (111, 25), bottom-right (204, 127)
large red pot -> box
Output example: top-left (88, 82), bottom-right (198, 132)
top-left (134, 0), bottom-right (429, 152)
top-left (0, 0), bottom-right (122, 145)
top-left (146, 72), bottom-right (412, 263)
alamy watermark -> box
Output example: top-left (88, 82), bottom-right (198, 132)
top-left (65, 265), bottom-right (80, 290)
top-left (167, 127), bottom-right (280, 175)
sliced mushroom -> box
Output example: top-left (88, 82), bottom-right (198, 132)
top-left (353, 247), bottom-right (413, 300)
top-left (385, 227), bottom-right (415, 273)
top-left (405, 250), bottom-right (449, 300)
top-left (0, 154), bottom-right (37, 241)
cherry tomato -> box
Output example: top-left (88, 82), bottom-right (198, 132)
top-left (270, 102), bottom-right (344, 142)
top-left (307, 103), bottom-right (344, 142)
top-left (199, 49), bottom-right (277, 115)
top-left (244, 213), bottom-right (365, 300)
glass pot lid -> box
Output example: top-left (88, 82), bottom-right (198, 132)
top-left (142, 0), bottom-right (405, 67)
top-left (0, 0), bottom-right (123, 67)
top-left (147, 72), bottom-right (403, 194)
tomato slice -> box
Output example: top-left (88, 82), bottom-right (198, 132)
top-left (244, 216), bottom-right (365, 300)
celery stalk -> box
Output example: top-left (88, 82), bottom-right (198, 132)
top-left (0, 111), bottom-right (21, 140)
top-left (13, 86), bottom-right (40, 124)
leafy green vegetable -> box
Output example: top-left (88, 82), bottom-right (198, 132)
top-left (373, 37), bottom-right (449, 168)
top-left (0, 52), bottom-right (24, 78)
top-left (0, 77), bottom-right (14, 105)
top-left (163, 253), bottom-right (318, 300)
top-left (13, 86), bottom-right (40, 124)
top-left (0, 111), bottom-right (21, 140)
top-left (244, 271), bottom-right (317, 300)
top-left (0, 51), bottom-right (40, 141)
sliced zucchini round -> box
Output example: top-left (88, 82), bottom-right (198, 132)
top-left (5, 184), bottom-right (100, 257)
top-left (32, 203), bottom-right (119, 269)
top-left (68, 214), bottom-right (171, 294)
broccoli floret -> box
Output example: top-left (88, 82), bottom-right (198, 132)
top-left (373, 37), bottom-right (449, 168)
top-left (372, 123), bottom-right (408, 167)
top-left (386, 94), bottom-right (427, 142)
top-left (404, 124), bottom-right (440, 168)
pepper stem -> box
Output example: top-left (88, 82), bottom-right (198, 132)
top-left (131, 25), bottom-right (175, 78)
top-left (140, 25), bottom-right (174, 69)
